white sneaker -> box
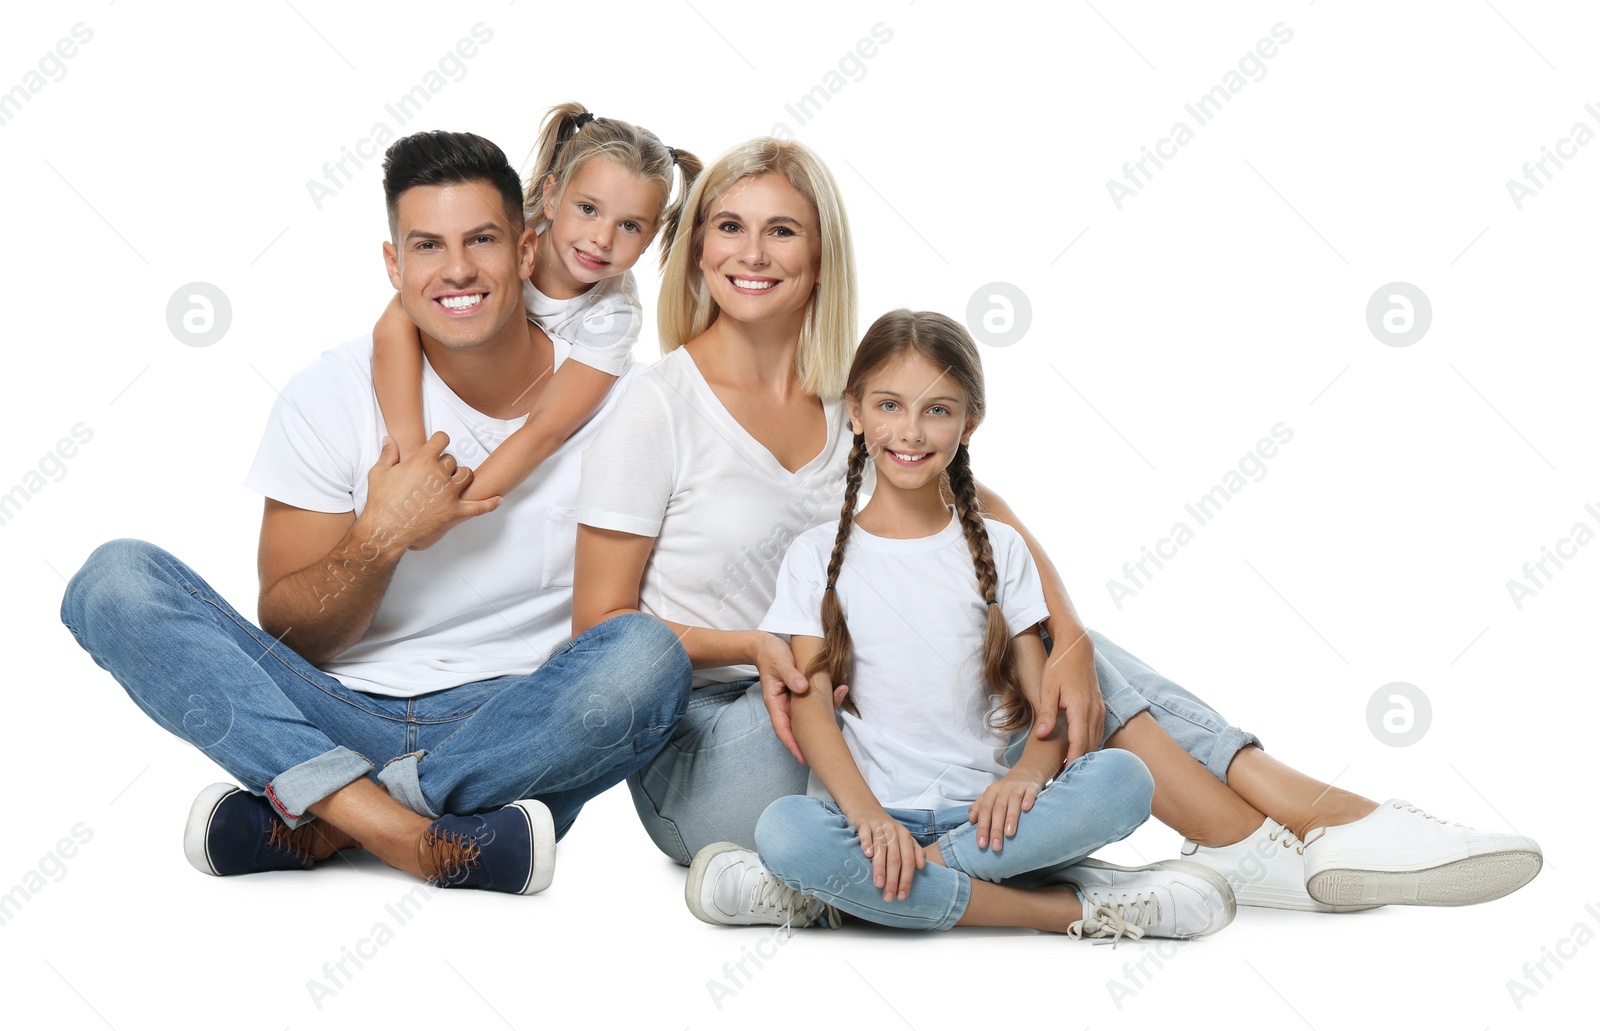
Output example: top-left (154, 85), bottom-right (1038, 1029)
top-left (1181, 819), bottom-right (1378, 913)
top-left (1302, 799), bottom-right (1543, 907)
top-left (1057, 858), bottom-right (1235, 941)
top-left (685, 842), bottom-right (837, 928)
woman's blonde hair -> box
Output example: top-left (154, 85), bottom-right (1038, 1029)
top-left (657, 137), bottom-right (857, 399)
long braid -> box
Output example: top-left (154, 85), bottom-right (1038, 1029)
top-left (946, 442), bottom-right (1028, 732)
top-left (808, 433), bottom-right (869, 712)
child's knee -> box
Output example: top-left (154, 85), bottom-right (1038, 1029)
top-left (753, 794), bottom-right (815, 864)
top-left (1070, 747), bottom-right (1154, 829)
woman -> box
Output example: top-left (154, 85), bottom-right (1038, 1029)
top-left (572, 137), bottom-right (1541, 919)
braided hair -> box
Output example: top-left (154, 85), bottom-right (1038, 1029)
top-left (808, 309), bottom-right (1030, 730)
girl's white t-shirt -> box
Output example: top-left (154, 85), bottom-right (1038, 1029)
top-left (521, 272), bottom-right (639, 378)
top-left (760, 509), bottom-right (1051, 810)
top-left (576, 347), bottom-right (863, 687)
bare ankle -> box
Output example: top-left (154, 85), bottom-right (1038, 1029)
top-left (310, 822), bottom-right (360, 858)
top-left (1293, 792), bottom-right (1379, 840)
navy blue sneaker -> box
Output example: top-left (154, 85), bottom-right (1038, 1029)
top-left (184, 782), bottom-right (320, 876)
top-left (420, 800), bottom-right (555, 895)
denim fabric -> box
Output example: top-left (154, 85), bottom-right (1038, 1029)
top-left (1088, 630), bottom-right (1262, 781)
top-left (754, 748), bottom-right (1155, 930)
top-left (628, 680), bottom-right (809, 865)
top-left (61, 539), bottom-right (691, 834)
top-left (631, 629), bottom-right (1259, 865)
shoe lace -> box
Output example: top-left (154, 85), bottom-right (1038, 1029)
top-left (750, 873), bottom-right (840, 933)
top-left (264, 821), bottom-right (321, 867)
top-left (1391, 800), bottom-right (1469, 827)
top-left (1067, 901), bottom-right (1148, 947)
top-left (419, 826), bottom-right (481, 885)
top-left (1266, 822), bottom-right (1308, 856)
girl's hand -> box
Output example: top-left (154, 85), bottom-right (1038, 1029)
top-left (852, 811), bottom-right (925, 902)
top-left (968, 774), bottom-right (1045, 852)
top-left (753, 632), bottom-right (813, 764)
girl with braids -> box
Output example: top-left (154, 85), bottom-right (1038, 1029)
top-left (371, 102), bottom-right (701, 506)
top-left (577, 137), bottom-right (1538, 925)
top-left (685, 310), bottom-right (1235, 939)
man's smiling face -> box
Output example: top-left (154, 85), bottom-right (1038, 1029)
top-left (382, 179), bottom-right (534, 353)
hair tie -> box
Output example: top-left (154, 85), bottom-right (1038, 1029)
top-left (986, 598), bottom-right (999, 606)
top-left (667, 146), bottom-right (678, 166)
top-left (573, 111), bottom-right (596, 130)
top-left (824, 583), bottom-right (836, 592)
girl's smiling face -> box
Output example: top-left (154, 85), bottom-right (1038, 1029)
top-left (848, 350), bottom-right (977, 494)
top-left (538, 157), bottom-right (664, 296)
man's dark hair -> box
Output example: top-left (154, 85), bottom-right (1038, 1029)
top-left (382, 130), bottom-right (525, 240)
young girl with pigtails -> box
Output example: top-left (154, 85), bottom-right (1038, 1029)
top-left (371, 103), bottom-right (700, 507)
top-left (686, 310), bottom-right (1237, 941)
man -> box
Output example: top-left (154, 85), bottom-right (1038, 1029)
top-left (59, 131), bottom-right (690, 895)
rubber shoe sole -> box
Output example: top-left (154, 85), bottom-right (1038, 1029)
top-left (517, 800), bottom-right (558, 895)
top-left (685, 841), bottom-right (749, 925)
top-left (1066, 857), bottom-right (1238, 938)
top-left (184, 782), bottom-right (241, 877)
top-left (1306, 850), bottom-right (1542, 908)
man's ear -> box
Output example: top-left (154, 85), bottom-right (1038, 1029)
top-left (383, 240), bottom-right (402, 291)
top-left (517, 225), bottom-right (537, 280)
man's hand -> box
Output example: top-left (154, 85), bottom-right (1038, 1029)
top-left (1036, 630), bottom-right (1105, 766)
top-left (363, 431), bottom-right (500, 550)
top-left (257, 432), bottom-right (500, 665)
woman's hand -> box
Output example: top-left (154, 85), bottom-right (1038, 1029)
top-left (968, 772), bottom-right (1046, 852)
top-left (1036, 630), bottom-right (1106, 764)
top-left (850, 809), bottom-right (925, 902)
top-left (754, 632), bottom-right (813, 763)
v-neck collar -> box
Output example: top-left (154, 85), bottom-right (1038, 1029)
top-left (674, 348), bottom-right (841, 479)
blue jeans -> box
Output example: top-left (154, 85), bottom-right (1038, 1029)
top-left (60, 539), bottom-right (692, 833)
top-left (1087, 630), bottom-right (1262, 779)
top-left (754, 748), bottom-right (1155, 930)
top-left (630, 633), bottom-right (1258, 864)
top-left (628, 680), bottom-right (808, 864)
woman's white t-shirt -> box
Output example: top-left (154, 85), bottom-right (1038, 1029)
top-left (760, 509), bottom-right (1051, 810)
top-left (577, 347), bottom-right (863, 687)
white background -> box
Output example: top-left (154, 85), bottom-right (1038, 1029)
top-left (2, 1), bottom-right (1595, 1027)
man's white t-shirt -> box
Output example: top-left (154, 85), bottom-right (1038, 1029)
top-left (522, 273), bottom-right (640, 378)
top-left (246, 334), bottom-right (629, 698)
top-left (576, 347), bottom-right (863, 687)
top-left (760, 510), bottom-right (1051, 810)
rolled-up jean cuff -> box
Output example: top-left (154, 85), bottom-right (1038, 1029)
top-left (1102, 693), bottom-right (1263, 782)
top-left (376, 752), bottom-right (436, 819)
top-left (266, 746), bottom-right (373, 828)
top-left (1099, 688), bottom-right (1152, 740)
top-left (1199, 727), bottom-right (1262, 783)
top-left (934, 871), bottom-right (972, 931)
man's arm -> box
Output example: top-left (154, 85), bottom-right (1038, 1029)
top-left (257, 431), bottom-right (498, 665)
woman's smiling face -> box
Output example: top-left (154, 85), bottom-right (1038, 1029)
top-left (697, 173), bottom-right (821, 327)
